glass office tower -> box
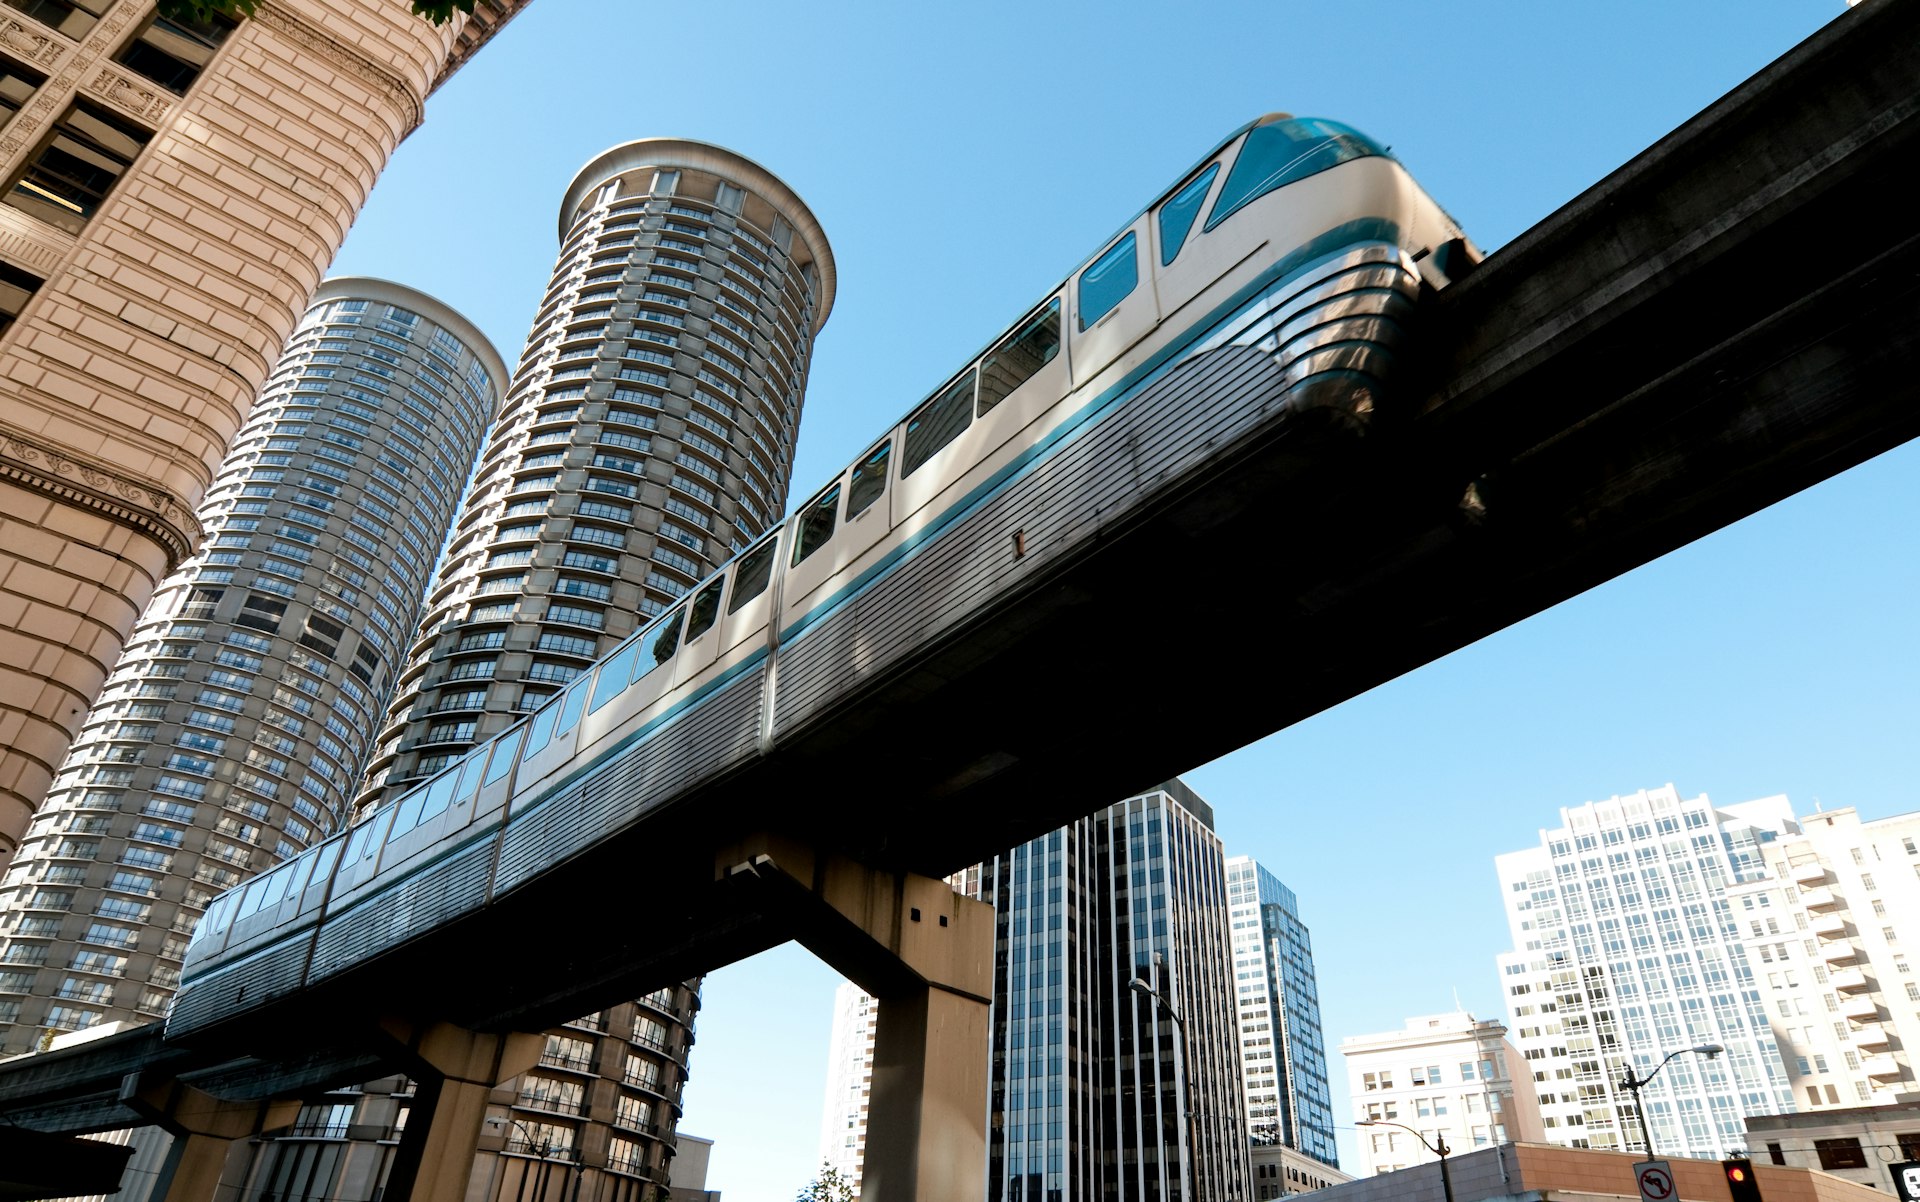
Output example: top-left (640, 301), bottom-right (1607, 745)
top-left (1225, 856), bottom-right (1339, 1167)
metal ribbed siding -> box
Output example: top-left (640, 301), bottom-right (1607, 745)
top-left (308, 837), bottom-right (497, 982)
top-left (492, 672), bottom-right (764, 897)
top-left (168, 936), bottom-right (312, 1034)
top-left (774, 246), bottom-right (1418, 737)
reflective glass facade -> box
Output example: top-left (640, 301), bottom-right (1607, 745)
top-left (962, 781), bottom-right (1251, 1202)
top-left (1225, 856), bottom-right (1338, 1166)
top-left (0, 278), bottom-right (502, 1051)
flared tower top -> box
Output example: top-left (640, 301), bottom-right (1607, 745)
top-left (558, 138), bottom-right (837, 334)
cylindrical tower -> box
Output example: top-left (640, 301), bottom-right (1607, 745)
top-left (0, 278), bottom-right (505, 1053)
top-left (360, 140), bottom-right (834, 801)
top-left (324, 142), bottom-right (833, 1202)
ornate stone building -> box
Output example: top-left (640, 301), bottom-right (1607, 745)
top-left (0, 0), bottom-right (529, 872)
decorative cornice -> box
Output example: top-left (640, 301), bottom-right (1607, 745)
top-left (0, 203), bottom-right (74, 276)
top-left (84, 63), bottom-right (174, 125)
top-left (0, 16), bottom-right (65, 69)
top-left (0, 1), bottom-right (148, 165)
top-left (253, 2), bottom-right (425, 134)
top-left (0, 429), bottom-right (200, 567)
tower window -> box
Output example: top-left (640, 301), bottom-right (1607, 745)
top-left (5, 100), bottom-right (150, 234)
top-left (115, 11), bottom-right (236, 94)
top-left (2, 0), bottom-right (111, 40)
top-left (0, 259), bottom-right (44, 336)
top-left (0, 52), bottom-right (46, 129)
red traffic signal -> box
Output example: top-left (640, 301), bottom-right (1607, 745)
top-left (1725, 1158), bottom-right (1763, 1202)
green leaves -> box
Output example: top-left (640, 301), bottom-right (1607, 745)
top-left (152, 0), bottom-right (477, 25)
top-left (795, 1165), bottom-right (857, 1202)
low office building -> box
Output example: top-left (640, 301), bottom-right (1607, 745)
top-left (1251, 1143), bottom-right (1352, 1199)
top-left (1341, 1011), bottom-right (1544, 1177)
top-left (1303, 1143), bottom-right (1884, 1202)
top-left (1745, 1102), bottom-right (1920, 1193)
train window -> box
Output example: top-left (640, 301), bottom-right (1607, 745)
top-left (648, 608), bottom-right (685, 667)
top-left (356, 810), bottom-right (394, 861)
top-left (685, 577), bottom-right (725, 643)
top-left (845, 441), bottom-right (890, 519)
top-left (902, 371), bottom-right (976, 477)
top-left (791, 484), bottom-right (841, 564)
top-left (1078, 233), bottom-right (1138, 332)
top-left (1204, 118), bottom-right (1385, 233)
top-left (978, 300), bottom-right (1062, 415)
top-left (306, 840), bottom-right (342, 892)
top-left (521, 704), bottom-right (559, 760)
top-left (342, 815), bottom-right (382, 865)
top-left (484, 726), bottom-right (526, 784)
top-left (420, 769), bottom-right (461, 822)
top-left (453, 753), bottom-right (488, 805)
top-left (728, 538), bottom-right (778, 613)
top-left (392, 785), bottom-right (429, 835)
top-left (198, 890), bottom-right (236, 938)
top-left (554, 679), bottom-right (590, 736)
top-left (591, 640), bottom-right (643, 714)
top-left (1158, 163), bottom-right (1219, 266)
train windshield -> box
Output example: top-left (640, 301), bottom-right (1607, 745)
top-left (1205, 118), bottom-right (1386, 232)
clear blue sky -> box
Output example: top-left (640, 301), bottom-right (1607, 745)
top-left (327, 2), bottom-right (1903, 1195)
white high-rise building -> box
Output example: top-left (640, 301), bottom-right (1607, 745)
top-left (819, 980), bottom-right (878, 1182)
top-left (1496, 785), bottom-right (1799, 1158)
top-left (1340, 1012), bottom-right (1543, 1177)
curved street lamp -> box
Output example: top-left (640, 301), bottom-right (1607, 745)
top-left (1130, 954), bottom-right (1193, 1202)
top-left (486, 1114), bottom-right (571, 1202)
top-left (1619, 1044), bottom-right (1724, 1158)
top-left (1356, 1118), bottom-right (1455, 1202)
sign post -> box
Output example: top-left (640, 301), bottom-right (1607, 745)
top-left (1888, 1161), bottom-right (1920, 1202)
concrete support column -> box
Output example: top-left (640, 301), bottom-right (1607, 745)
top-left (718, 835), bottom-right (994, 1202)
top-left (865, 978), bottom-right (991, 1202)
top-left (375, 1019), bottom-right (544, 1202)
top-left (120, 1078), bottom-right (299, 1202)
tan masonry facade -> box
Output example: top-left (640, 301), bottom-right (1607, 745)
top-left (0, 0), bottom-right (529, 870)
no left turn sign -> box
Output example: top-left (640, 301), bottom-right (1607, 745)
top-left (1637, 1160), bottom-right (1676, 1202)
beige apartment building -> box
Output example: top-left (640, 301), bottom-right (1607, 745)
top-left (0, 0), bottom-right (527, 873)
top-left (1341, 1011), bottom-right (1545, 1177)
top-left (1740, 807), bottom-right (1920, 1111)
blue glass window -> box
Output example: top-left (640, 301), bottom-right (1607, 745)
top-left (555, 680), bottom-right (590, 736)
top-left (1206, 118), bottom-right (1386, 232)
top-left (1158, 164), bottom-right (1219, 266)
top-left (520, 704), bottom-right (559, 759)
top-left (1077, 233), bottom-right (1138, 332)
top-left (590, 641), bottom-right (642, 713)
top-left (484, 726), bottom-right (525, 784)
top-left (902, 375), bottom-right (974, 477)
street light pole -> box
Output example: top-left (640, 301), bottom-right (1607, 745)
top-left (1618, 1044), bottom-right (1725, 1159)
top-left (1356, 1119), bottom-right (1455, 1202)
top-left (1131, 954), bottom-right (1193, 1202)
top-left (488, 1115), bottom-right (562, 1202)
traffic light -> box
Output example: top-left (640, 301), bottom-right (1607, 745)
top-left (1724, 1158), bottom-right (1763, 1202)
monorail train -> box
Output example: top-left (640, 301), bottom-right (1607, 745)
top-left (168, 114), bottom-right (1478, 1039)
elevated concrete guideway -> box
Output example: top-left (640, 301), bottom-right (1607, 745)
top-left (5, 3), bottom-right (1919, 1197)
